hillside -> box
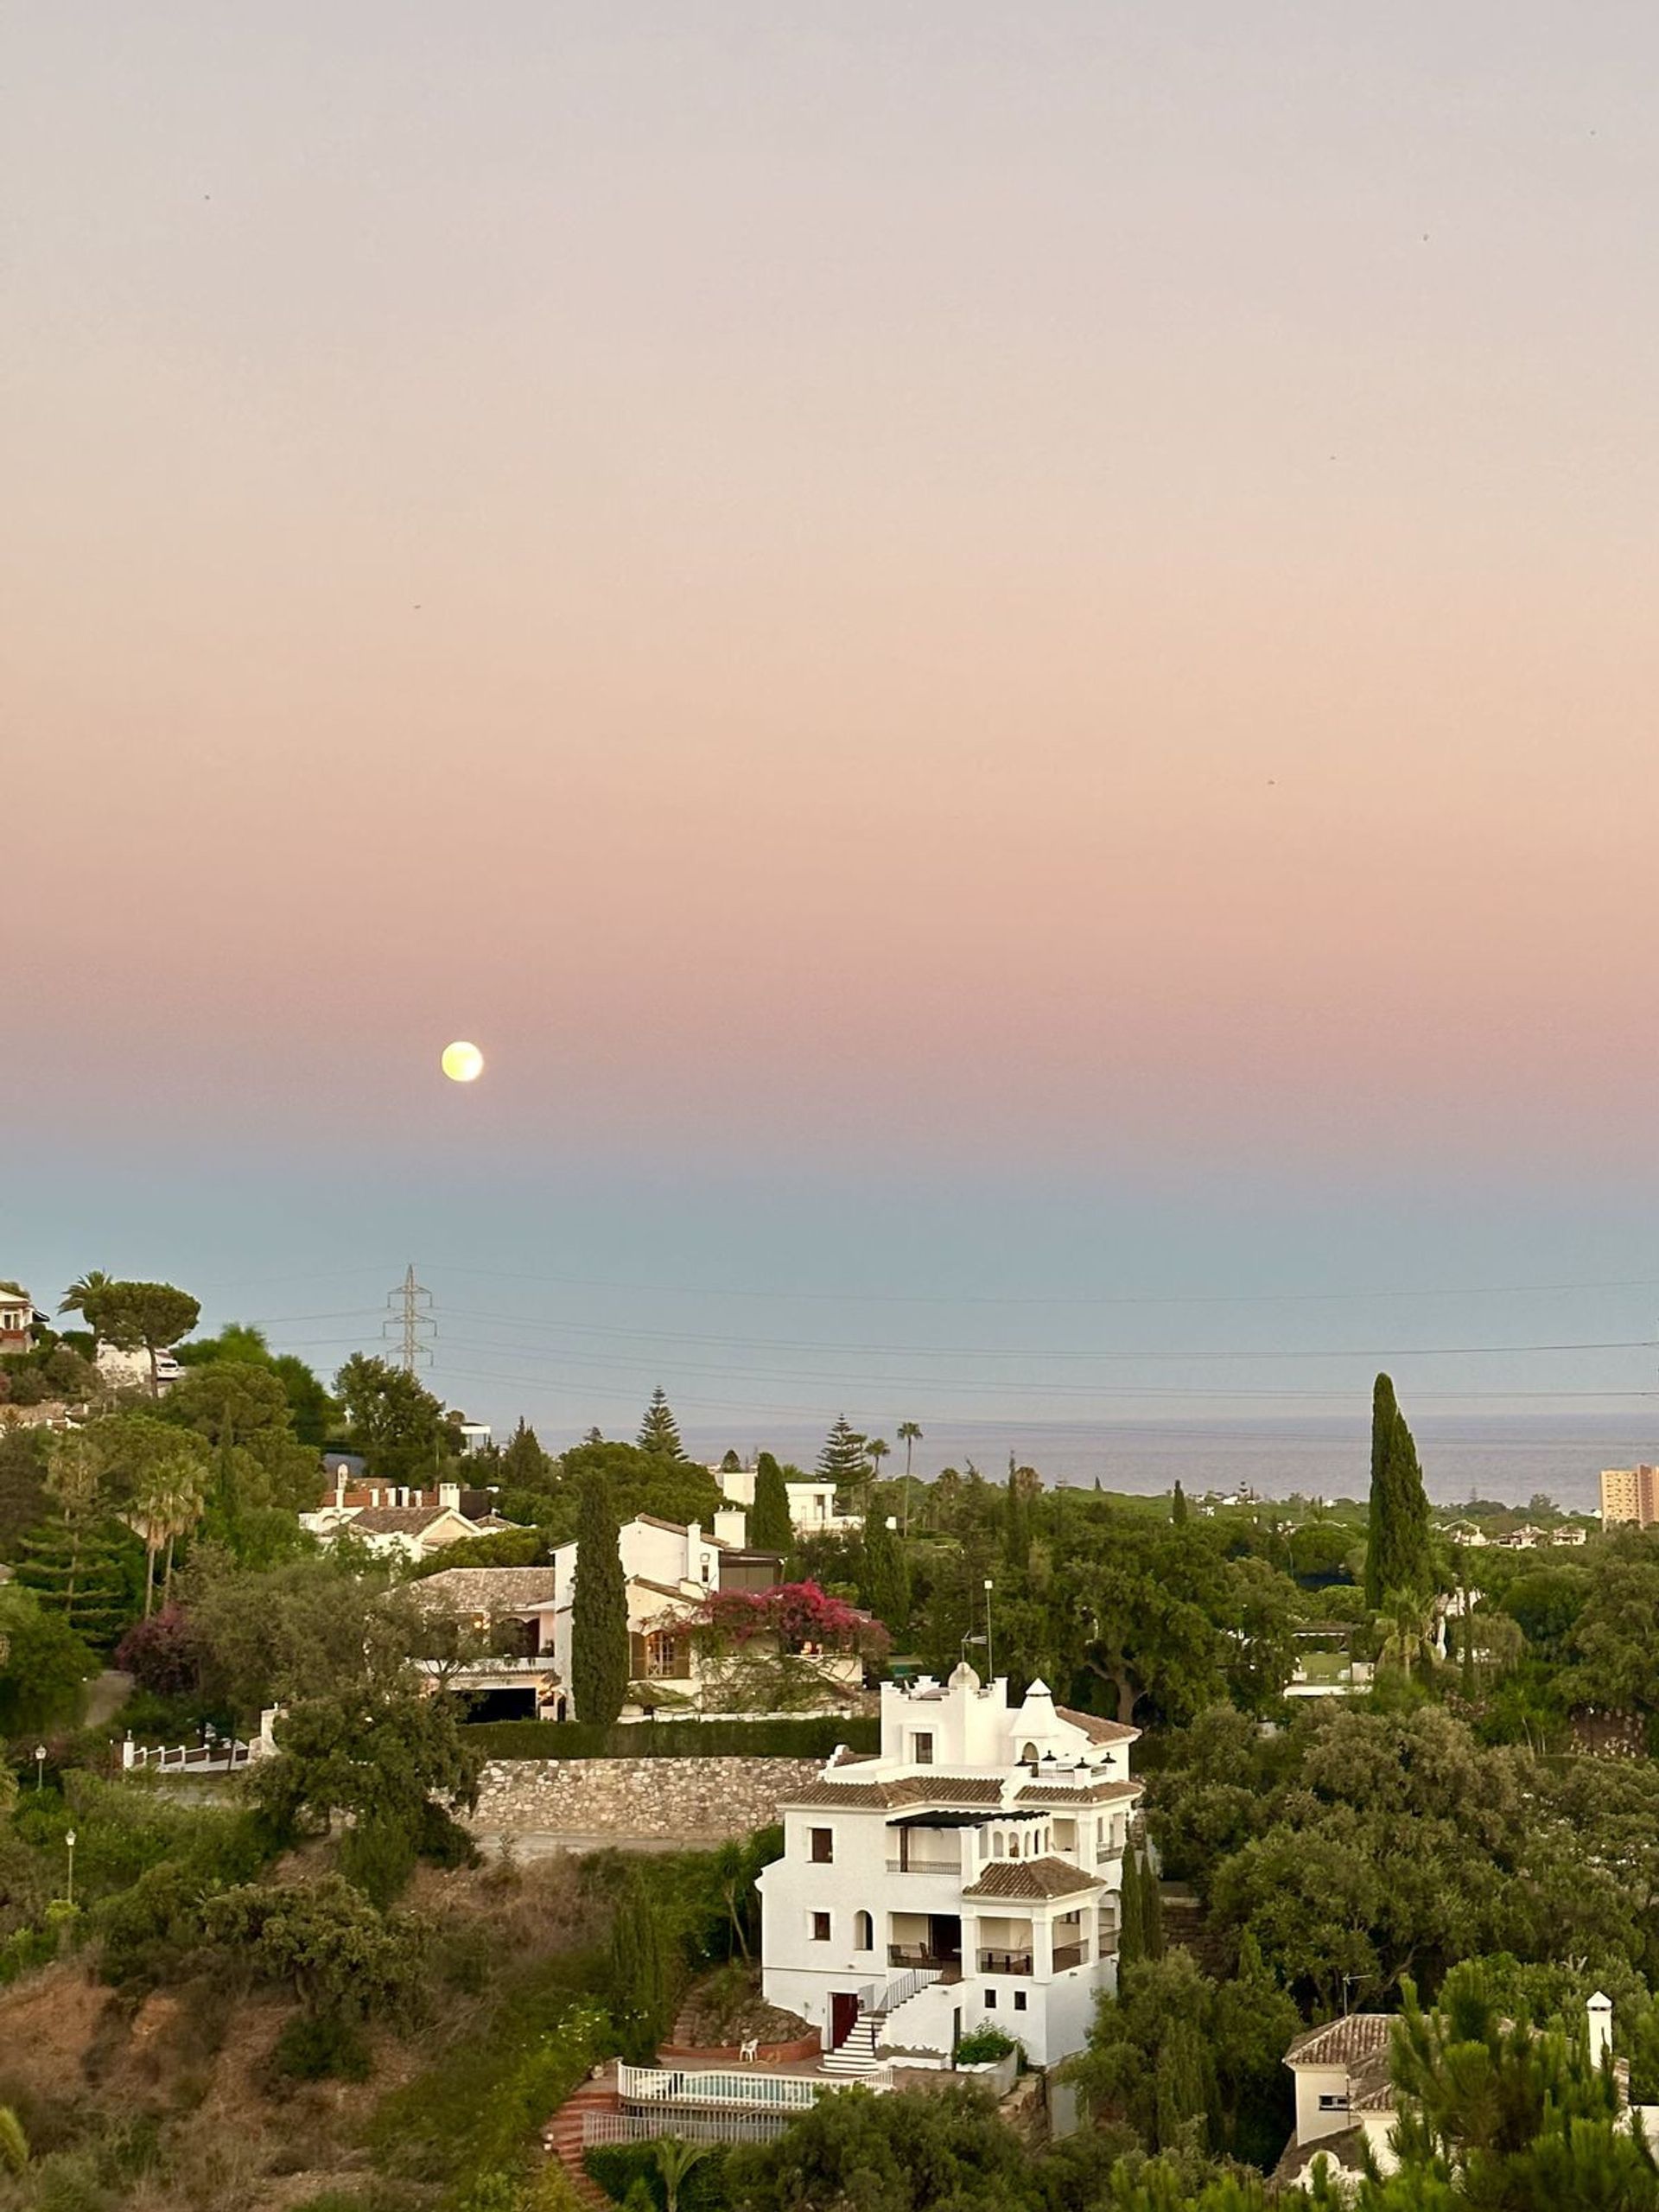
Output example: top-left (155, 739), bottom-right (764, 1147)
top-left (0, 1853), bottom-right (612, 2212)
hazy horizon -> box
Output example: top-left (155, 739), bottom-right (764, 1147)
top-left (10, 7), bottom-right (1659, 1433)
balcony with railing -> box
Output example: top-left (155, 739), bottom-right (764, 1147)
top-left (1051, 1942), bottom-right (1090, 1972)
top-left (976, 1948), bottom-right (1033, 1976)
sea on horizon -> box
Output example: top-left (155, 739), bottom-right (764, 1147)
top-left (682, 1414), bottom-right (1658, 1514)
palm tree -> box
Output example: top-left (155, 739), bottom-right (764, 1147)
top-left (866, 1438), bottom-right (891, 1489)
top-left (58, 1271), bottom-right (111, 1324)
top-left (897, 1421), bottom-right (923, 1534)
top-left (132, 1453), bottom-right (206, 1614)
top-left (1378, 1589), bottom-right (1438, 1679)
top-left (653, 2138), bottom-right (709, 2212)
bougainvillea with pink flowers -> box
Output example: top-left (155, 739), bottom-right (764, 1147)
top-left (688, 1579), bottom-right (890, 1660)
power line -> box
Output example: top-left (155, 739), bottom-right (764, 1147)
top-left (382, 1263), bottom-right (435, 1374)
top-left (437, 1307), bottom-right (1656, 1365)
top-left (428, 1261), bottom-right (1659, 1313)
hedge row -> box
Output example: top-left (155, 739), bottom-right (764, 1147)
top-left (461, 1715), bottom-right (880, 1763)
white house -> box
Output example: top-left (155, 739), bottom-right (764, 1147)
top-left (413, 1513), bottom-right (831, 1720)
top-left (715, 1464), bottom-right (862, 1537)
top-left (1278, 1993), bottom-right (1647, 2190)
top-left (1277, 2015), bottom-right (1400, 2187)
top-left (94, 1342), bottom-right (183, 1394)
top-left (0, 1287), bottom-right (41, 1357)
top-left (756, 1662), bottom-right (1139, 2073)
top-left (301, 1479), bottom-right (485, 1563)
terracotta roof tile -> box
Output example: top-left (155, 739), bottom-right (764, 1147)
top-left (961, 1856), bottom-right (1103, 1901)
top-left (346, 1507), bottom-right (471, 1535)
top-left (416, 1567), bottom-right (561, 1610)
top-left (1053, 1706), bottom-right (1139, 1745)
top-left (1014, 1779), bottom-right (1141, 1808)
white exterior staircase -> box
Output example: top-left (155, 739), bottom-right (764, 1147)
top-left (822, 2014), bottom-right (885, 2074)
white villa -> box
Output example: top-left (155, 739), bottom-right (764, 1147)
top-left (302, 1479), bottom-right (486, 1563)
top-left (715, 1462), bottom-right (862, 1537)
top-left (414, 1512), bottom-right (855, 1720)
top-left (757, 1662), bottom-right (1139, 2072)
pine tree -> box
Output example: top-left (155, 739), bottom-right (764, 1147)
top-left (817, 1415), bottom-right (868, 1494)
top-left (637, 1387), bottom-right (683, 1459)
top-left (499, 1417), bottom-right (552, 1491)
top-left (609, 1871), bottom-right (671, 2062)
top-left (1117, 1845), bottom-right (1145, 1966)
top-left (1171, 1478), bottom-right (1189, 1526)
top-left (570, 1469), bottom-right (630, 1725)
top-left (860, 1510), bottom-right (911, 1635)
top-left (16, 1516), bottom-right (135, 1648)
top-left (750, 1452), bottom-right (794, 1555)
top-left (1364, 1373), bottom-right (1434, 1608)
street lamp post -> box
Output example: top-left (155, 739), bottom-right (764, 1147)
top-left (64, 1828), bottom-right (77, 1910)
top-left (983, 1579), bottom-right (995, 1682)
top-left (34, 1745), bottom-right (46, 1793)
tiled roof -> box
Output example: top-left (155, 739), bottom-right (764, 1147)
top-left (781, 1774), bottom-right (1007, 1811)
top-left (634, 1513), bottom-right (730, 1547)
top-left (961, 1856), bottom-right (1103, 1901)
top-left (1014, 1779), bottom-right (1141, 1808)
top-left (1053, 1706), bottom-right (1139, 1745)
top-left (1284, 2016), bottom-right (1395, 2070)
top-left (416, 1567), bottom-right (560, 1610)
top-left (347, 1508), bottom-right (470, 1535)
top-left (1285, 2014), bottom-right (1396, 2106)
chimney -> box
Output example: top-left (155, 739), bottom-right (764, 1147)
top-left (439, 1482), bottom-right (461, 1512)
top-left (334, 1464), bottom-right (347, 1509)
top-left (1588, 1992), bottom-right (1613, 2072)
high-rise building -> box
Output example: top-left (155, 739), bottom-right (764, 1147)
top-left (1600, 1465), bottom-right (1659, 1528)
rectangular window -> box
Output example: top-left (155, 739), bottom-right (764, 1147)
top-left (1319, 2094), bottom-right (1349, 2112)
top-left (811, 1912), bottom-right (831, 1942)
top-left (912, 1732), bottom-right (934, 1764)
top-left (984, 1989), bottom-right (997, 2007)
top-left (810, 1827), bottom-right (834, 1864)
top-left (1014, 1991), bottom-right (1027, 2012)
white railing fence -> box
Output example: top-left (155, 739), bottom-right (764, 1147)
top-left (121, 1737), bottom-right (256, 1773)
top-left (584, 2110), bottom-right (794, 2148)
top-left (884, 1966), bottom-right (943, 2016)
top-left (618, 2066), bottom-right (821, 2111)
top-left (615, 2063), bottom-right (892, 2109)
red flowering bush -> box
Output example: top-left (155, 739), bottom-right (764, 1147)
top-left (688, 1580), bottom-right (889, 1661)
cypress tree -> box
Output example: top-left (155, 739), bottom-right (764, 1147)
top-left (570, 1469), bottom-right (630, 1725)
top-left (1364, 1374), bottom-right (1434, 1608)
top-left (860, 1510), bottom-right (911, 1635)
top-left (1171, 1479), bottom-right (1188, 1526)
top-left (1117, 1843), bottom-right (1145, 1966)
top-left (1141, 1850), bottom-right (1166, 1961)
top-left (750, 1452), bottom-right (794, 1555)
top-left (1002, 1457), bottom-right (1033, 1573)
top-left (609, 1872), bottom-right (671, 2063)
top-left (637, 1387), bottom-right (683, 1459)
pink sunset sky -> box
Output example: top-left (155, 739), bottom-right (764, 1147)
top-left (8, 5), bottom-right (1659, 1440)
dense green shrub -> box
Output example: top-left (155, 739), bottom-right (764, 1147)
top-left (953, 2026), bottom-right (1017, 2064)
top-left (272, 2012), bottom-right (372, 2082)
top-left (461, 1717), bottom-right (877, 1762)
top-left (585, 2139), bottom-right (733, 2212)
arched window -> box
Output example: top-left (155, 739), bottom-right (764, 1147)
top-left (1020, 1742), bottom-right (1039, 1764)
top-left (854, 1910), bottom-right (873, 1953)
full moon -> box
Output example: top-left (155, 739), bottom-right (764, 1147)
top-left (441, 1040), bottom-right (484, 1084)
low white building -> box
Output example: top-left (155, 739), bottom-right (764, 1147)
top-left (94, 1341), bottom-right (183, 1394)
top-left (413, 1513), bottom-right (844, 1720)
top-left (1277, 2015), bottom-right (1400, 2187)
top-left (757, 1662), bottom-right (1139, 2072)
top-left (302, 1479), bottom-right (486, 1562)
top-left (715, 1464), bottom-right (862, 1537)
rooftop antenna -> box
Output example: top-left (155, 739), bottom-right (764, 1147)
top-left (383, 1262), bottom-right (435, 1374)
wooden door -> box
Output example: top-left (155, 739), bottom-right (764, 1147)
top-left (830, 1992), bottom-right (859, 2049)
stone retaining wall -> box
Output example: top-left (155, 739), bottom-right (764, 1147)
top-left (471, 1755), bottom-right (821, 1840)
